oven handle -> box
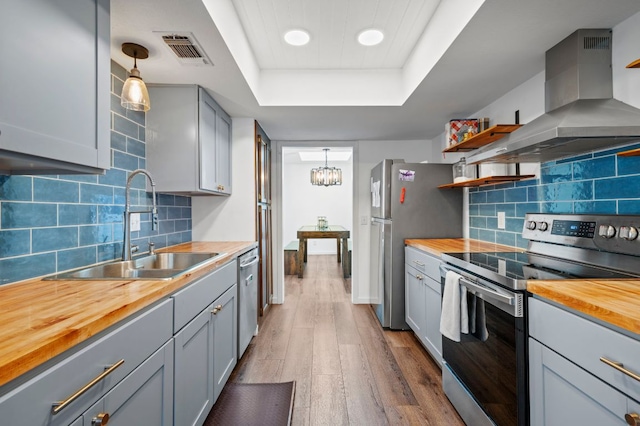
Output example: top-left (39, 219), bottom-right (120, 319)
top-left (439, 264), bottom-right (516, 306)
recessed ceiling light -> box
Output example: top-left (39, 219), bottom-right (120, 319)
top-left (284, 29), bottom-right (310, 46)
top-left (358, 29), bottom-right (384, 46)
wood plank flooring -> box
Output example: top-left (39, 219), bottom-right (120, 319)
top-left (229, 255), bottom-right (464, 425)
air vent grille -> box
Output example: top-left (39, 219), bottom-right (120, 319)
top-left (583, 36), bottom-right (610, 50)
top-left (156, 32), bottom-right (213, 66)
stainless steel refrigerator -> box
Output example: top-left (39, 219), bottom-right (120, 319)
top-left (370, 160), bottom-right (462, 329)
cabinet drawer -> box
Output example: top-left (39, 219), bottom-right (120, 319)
top-left (405, 246), bottom-right (441, 282)
top-left (529, 297), bottom-right (640, 402)
top-left (0, 299), bottom-right (173, 426)
top-left (173, 260), bottom-right (237, 333)
top-left (82, 340), bottom-right (174, 426)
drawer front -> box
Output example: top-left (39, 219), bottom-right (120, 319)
top-left (173, 260), bottom-right (237, 333)
top-left (529, 297), bottom-right (640, 402)
top-left (405, 246), bottom-right (441, 282)
top-left (0, 299), bottom-right (173, 426)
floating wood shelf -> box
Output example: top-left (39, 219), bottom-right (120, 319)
top-left (626, 58), bottom-right (640, 69)
top-left (443, 124), bottom-right (522, 153)
top-left (617, 147), bottom-right (640, 157)
top-left (438, 175), bottom-right (536, 189)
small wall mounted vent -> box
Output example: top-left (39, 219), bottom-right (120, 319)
top-left (583, 35), bottom-right (610, 50)
top-left (156, 32), bottom-right (213, 66)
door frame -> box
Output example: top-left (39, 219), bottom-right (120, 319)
top-left (272, 141), bottom-right (359, 304)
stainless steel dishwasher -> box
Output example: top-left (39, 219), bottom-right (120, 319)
top-left (238, 248), bottom-right (259, 358)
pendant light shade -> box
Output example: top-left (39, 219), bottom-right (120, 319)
top-left (310, 148), bottom-right (342, 186)
top-left (121, 43), bottom-right (151, 112)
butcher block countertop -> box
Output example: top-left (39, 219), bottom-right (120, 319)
top-left (0, 241), bottom-right (256, 388)
top-left (405, 238), bottom-right (521, 257)
top-left (528, 280), bottom-right (640, 336)
top-left (405, 238), bottom-right (640, 337)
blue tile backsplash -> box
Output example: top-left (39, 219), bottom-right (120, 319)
top-left (469, 141), bottom-right (640, 248)
top-left (0, 61), bottom-right (192, 285)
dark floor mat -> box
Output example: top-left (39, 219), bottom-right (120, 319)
top-left (204, 381), bottom-right (296, 426)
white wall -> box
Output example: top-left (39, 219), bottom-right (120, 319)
top-left (192, 118), bottom-right (256, 241)
top-left (282, 159), bottom-right (353, 255)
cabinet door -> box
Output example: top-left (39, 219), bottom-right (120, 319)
top-left (199, 88), bottom-right (231, 195)
top-left (212, 284), bottom-right (238, 402)
top-left (529, 338), bottom-right (634, 426)
top-left (423, 277), bottom-right (443, 366)
top-left (199, 90), bottom-right (218, 193)
top-left (215, 111), bottom-right (232, 194)
top-left (82, 340), bottom-right (174, 426)
top-left (405, 264), bottom-right (426, 339)
top-left (174, 306), bottom-right (214, 426)
top-left (0, 0), bottom-right (110, 173)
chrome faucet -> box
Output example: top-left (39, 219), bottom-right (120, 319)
top-left (122, 169), bottom-right (158, 261)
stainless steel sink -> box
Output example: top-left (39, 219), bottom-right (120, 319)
top-left (45, 252), bottom-right (226, 281)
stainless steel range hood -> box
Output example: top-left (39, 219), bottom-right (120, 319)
top-left (467, 29), bottom-right (640, 164)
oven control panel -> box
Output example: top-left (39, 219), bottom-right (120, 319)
top-left (550, 220), bottom-right (596, 238)
top-left (522, 213), bottom-right (640, 256)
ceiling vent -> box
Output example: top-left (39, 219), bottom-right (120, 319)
top-left (156, 32), bottom-right (213, 66)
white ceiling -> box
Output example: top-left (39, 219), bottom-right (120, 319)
top-left (111, 0), bottom-right (640, 142)
top-left (230, 0), bottom-right (440, 70)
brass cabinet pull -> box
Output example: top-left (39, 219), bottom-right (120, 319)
top-left (600, 357), bottom-right (640, 382)
top-left (626, 413), bottom-right (640, 426)
top-left (212, 304), bottom-right (223, 314)
top-left (92, 412), bottom-right (110, 425)
top-left (625, 413), bottom-right (640, 426)
top-left (416, 274), bottom-right (424, 280)
top-left (52, 359), bottom-right (125, 414)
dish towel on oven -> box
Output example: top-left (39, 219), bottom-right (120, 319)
top-left (440, 271), bottom-right (468, 342)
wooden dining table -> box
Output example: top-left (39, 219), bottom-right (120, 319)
top-left (297, 225), bottom-right (350, 278)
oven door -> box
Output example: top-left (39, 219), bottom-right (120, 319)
top-left (439, 263), bottom-right (528, 426)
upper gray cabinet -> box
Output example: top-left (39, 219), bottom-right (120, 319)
top-left (146, 85), bottom-right (232, 196)
top-left (0, 0), bottom-right (110, 175)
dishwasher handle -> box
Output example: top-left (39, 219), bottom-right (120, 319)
top-left (240, 255), bottom-right (259, 269)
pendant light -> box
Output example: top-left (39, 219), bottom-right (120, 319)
top-left (310, 148), bottom-right (342, 186)
top-left (121, 43), bottom-right (151, 112)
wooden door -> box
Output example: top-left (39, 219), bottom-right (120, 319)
top-left (255, 122), bottom-right (273, 316)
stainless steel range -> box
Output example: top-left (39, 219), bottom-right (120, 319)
top-left (439, 213), bottom-right (640, 426)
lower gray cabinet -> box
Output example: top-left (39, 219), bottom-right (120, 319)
top-left (212, 284), bottom-right (238, 402)
top-left (529, 297), bottom-right (640, 425)
top-left (0, 300), bottom-right (172, 426)
top-left (82, 340), bottom-right (174, 426)
top-left (529, 338), bottom-right (640, 425)
top-left (174, 305), bottom-right (215, 426)
top-left (172, 261), bottom-right (238, 425)
top-left (404, 246), bottom-right (443, 366)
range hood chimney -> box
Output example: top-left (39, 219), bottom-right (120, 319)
top-left (467, 29), bottom-right (640, 164)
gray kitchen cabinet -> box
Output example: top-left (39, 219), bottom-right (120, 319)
top-left (174, 305), bottom-right (214, 426)
top-left (529, 297), bottom-right (640, 425)
top-left (212, 284), bottom-right (238, 401)
top-left (172, 260), bottom-right (237, 424)
top-left (0, 299), bottom-right (173, 426)
top-left (0, 0), bottom-right (110, 175)
top-left (404, 246), bottom-right (443, 366)
top-left (146, 85), bottom-right (232, 195)
top-left (81, 340), bottom-right (174, 426)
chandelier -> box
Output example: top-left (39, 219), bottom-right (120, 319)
top-left (310, 148), bottom-right (342, 186)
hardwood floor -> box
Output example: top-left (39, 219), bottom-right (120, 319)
top-left (229, 255), bottom-right (464, 425)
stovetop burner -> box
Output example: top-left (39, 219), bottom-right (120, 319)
top-left (444, 251), bottom-right (639, 285)
top-left (443, 213), bottom-right (640, 291)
